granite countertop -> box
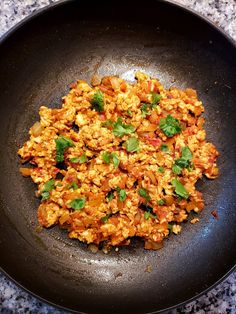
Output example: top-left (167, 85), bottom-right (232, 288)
top-left (0, 1), bottom-right (235, 313)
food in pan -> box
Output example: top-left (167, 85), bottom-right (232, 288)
top-left (18, 72), bottom-right (219, 250)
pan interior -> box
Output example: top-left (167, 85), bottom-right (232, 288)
top-left (0, 1), bottom-right (235, 313)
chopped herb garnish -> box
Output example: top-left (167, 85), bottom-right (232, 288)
top-left (55, 136), bottom-right (74, 163)
top-left (127, 110), bottom-right (133, 117)
top-left (70, 157), bottom-right (80, 163)
top-left (157, 199), bottom-right (166, 206)
top-left (158, 166), bottom-right (165, 173)
top-left (70, 197), bottom-right (86, 210)
top-left (102, 151), bottom-right (111, 164)
top-left (106, 191), bottom-right (114, 202)
top-left (144, 211), bottom-right (151, 220)
top-left (125, 137), bottom-right (139, 153)
top-left (111, 152), bottom-right (120, 168)
top-left (101, 120), bottom-right (114, 128)
top-left (171, 178), bottom-right (189, 199)
top-left (101, 214), bottom-right (111, 223)
top-left (172, 163), bottom-right (182, 175)
top-left (70, 153), bottom-right (87, 164)
top-left (159, 115), bottom-right (182, 137)
top-left (172, 146), bottom-right (193, 174)
top-left (91, 91), bottom-right (104, 112)
top-left (144, 207), bottom-right (157, 220)
top-left (141, 103), bottom-right (152, 118)
top-left (113, 117), bottom-right (135, 137)
top-left (78, 153), bottom-right (87, 164)
top-left (102, 152), bottom-right (119, 168)
top-left (182, 146), bottom-right (192, 160)
top-left (151, 93), bottom-right (162, 107)
top-left (138, 188), bottom-right (151, 203)
top-left (70, 182), bottom-right (79, 190)
top-left (168, 223), bottom-right (173, 232)
top-left (160, 144), bottom-right (169, 152)
top-left (141, 94), bottom-right (162, 117)
top-left (116, 187), bottom-right (126, 201)
top-left (41, 179), bottom-right (55, 201)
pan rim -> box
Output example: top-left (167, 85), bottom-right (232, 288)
top-left (0, 0), bottom-right (235, 313)
top-left (1, 264), bottom-right (235, 314)
top-left (0, 0), bottom-right (235, 48)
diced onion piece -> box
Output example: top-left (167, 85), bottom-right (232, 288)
top-left (31, 121), bottom-right (44, 137)
top-left (110, 77), bottom-right (120, 90)
top-left (145, 170), bottom-right (158, 185)
top-left (19, 167), bottom-right (32, 177)
top-left (59, 213), bottom-right (70, 225)
top-left (88, 244), bottom-right (99, 253)
top-left (145, 241), bottom-right (163, 250)
top-left (185, 88), bottom-right (197, 98)
top-left (91, 74), bottom-right (101, 86)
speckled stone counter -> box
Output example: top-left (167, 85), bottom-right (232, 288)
top-left (0, 1), bottom-right (235, 313)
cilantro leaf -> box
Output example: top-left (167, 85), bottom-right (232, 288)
top-left (138, 188), bottom-right (150, 203)
top-left (70, 197), bottom-right (86, 210)
top-left (168, 223), bottom-right (173, 232)
top-left (55, 136), bottom-right (74, 163)
top-left (172, 146), bottom-right (193, 174)
top-left (41, 179), bottom-right (55, 201)
top-left (91, 91), bottom-right (104, 112)
top-left (171, 178), bottom-right (189, 199)
top-left (125, 137), bottom-right (139, 153)
top-left (151, 93), bottom-right (162, 107)
top-left (70, 157), bottom-right (80, 163)
top-left (157, 199), bottom-right (166, 205)
top-left (127, 110), bottom-right (133, 117)
top-left (102, 151), bottom-right (120, 168)
top-left (70, 182), bottom-right (79, 190)
top-left (144, 211), bottom-right (151, 220)
top-left (144, 206), bottom-right (157, 220)
top-left (182, 146), bottom-right (192, 160)
top-left (113, 117), bottom-right (135, 137)
top-left (102, 151), bottom-right (111, 164)
top-left (158, 166), bottom-right (164, 173)
top-left (160, 144), bottom-right (169, 152)
top-left (159, 115), bottom-right (182, 137)
top-left (116, 187), bottom-right (126, 201)
top-left (70, 154), bottom-right (87, 164)
top-left (101, 214), bottom-right (110, 223)
top-left (172, 164), bottom-right (182, 175)
top-left (101, 120), bottom-right (114, 128)
top-left (111, 152), bottom-right (120, 168)
top-left (78, 154), bottom-right (87, 164)
top-left (106, 191), bottom-right (114, 202)
top-left (141, 103), bottom-right (152, 118)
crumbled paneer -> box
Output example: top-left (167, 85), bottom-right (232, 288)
top-left (18, 72), bottom-right (219, 250)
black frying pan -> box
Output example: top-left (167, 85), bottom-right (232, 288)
top-left (0, 0), bottom-right (235, 313)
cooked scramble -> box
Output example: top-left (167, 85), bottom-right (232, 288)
top-left (18, 72), bottom-right (219, 250)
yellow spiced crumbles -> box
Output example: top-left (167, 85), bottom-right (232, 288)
top-left (18, 72), bottom-right (219, 250)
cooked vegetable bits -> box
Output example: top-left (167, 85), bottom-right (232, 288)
top-left (18, 72), bottom-right (219, 250)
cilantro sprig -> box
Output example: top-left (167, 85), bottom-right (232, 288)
top-left (125, 137), bottom-right (139, 153)
top-left (172, 146), bottom-right (193, 175)
top-left (91, 91), bottom-right (104, 112)
top-left (41, 179), bottom-right (55, 201)
top-left (70, 153), bottom-right (87, 164)
top-left (171, 178), bottom-right (189, 199)
top-left (55, 136), bottom-right (74, 163)
top-left (138, 188), bottom-right (150, 203)
top-left (70, 197), bottom-right (86, 210)
top-left (159, 115), bottom-right (182, 137)
top-left (113, 117), bottom-right (135, 137)
top-left (116, 187), bottom-right (126, 201)
top-left (102, 151), bottom-right (120, 168)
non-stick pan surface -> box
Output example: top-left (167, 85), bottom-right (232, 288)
top-left (0, 0), bottom-right (235, 313)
